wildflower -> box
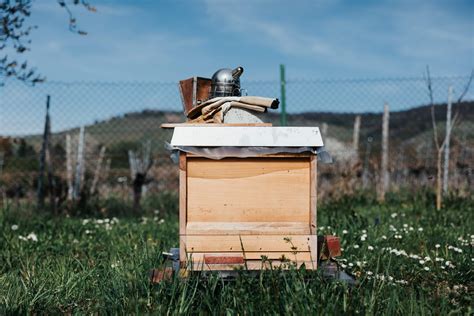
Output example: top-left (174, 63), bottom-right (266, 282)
top-left (391, 213), bottom-right (397, 218)
top-left (82, 219), bottom-right (90, 225)
top-left (356, 261), bottom-right (362, 267)
top-left (159, 219), bottom-right (165, 224)
top-left (340, 263), bottom-right (347, 268)
top-left (394, 234), bottom-right (402, 239)
top-left (396, 280), bottom-right (408, 285)
top-left (11, 225), bottom-right (18, 231)
top-left (96, 219), bottom-right (104, 224)
top-left (340, 248), bottom-right (344, 252)
top-left (26, 232), bottom-right (38, 242)
top-left (348, 263), bottom-right (354, 267)
top-left (419, 260), bottom-right (425, 265)
top-left (85, 230), bottom-right (92, 235)
top-left (353, 244), bottom-right (360, 249)
top-left (111, 261), bottom-right (120, 268)
top-left (435, 244), bottom-right (440, 249)
top-left (424, 267), bottom-right (430, 271)
top-left (73, 239), bottom-right (79, 244)
top-left (154, 209), bottom-right (160, 215)
top-left (367, 271), bottom-right (373, 276)
top-left (403, 224), bottom-right (408, 228)
top-left (424, 256), bottom-right (431, 261)
top-left (381, 235), bottom-right (387, 240)
top-left (409, 227), bottom-right (414, 231)
top-left (435, 257), bottom-right (444, 262)
top-left (418, 227), bottom-right (423, 232)
top-left (342, 230), bottom-right (348, 235)
top-left (445, 261), bottom-right (451, 266)
top-left (360, 235), bottom-right (366, 242)
top-left (19, 235), bottom-right (27, 241)
top-left (368, 245), bottom-right (374, 251)
top-left (362, 230), bottom-right (367, 234)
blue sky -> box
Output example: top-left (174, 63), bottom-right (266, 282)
top-left (1, 0), bottom-right (473, 135)
top-left (23, 0), bottom-right (474, 81)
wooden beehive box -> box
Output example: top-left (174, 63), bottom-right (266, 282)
top-left (171, 126), bottom-right (323, 271)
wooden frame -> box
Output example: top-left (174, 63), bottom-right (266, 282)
top-left (179, 152), bottom-right (318, 271)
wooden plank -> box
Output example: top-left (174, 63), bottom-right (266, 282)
top-left (204, 254), bottom-right (244, 264)
top-left (186, 222), bottom-right (310, 235)
top-left (161, 123), bottom-right (272, 129)
top-left (179, 152), bottom-right (187, 236)
top-left (188, 260), bottom-right (317, 271)
top-left (171, 126), bottom-right (324, 147)
top-left (187, 252), bottom-right (312, 261)
top-left (179, 152), bottom-right (187, 263)
top-left (183, 235), bottom-right (317, 253)
top-left (180, 237), bottom-right (186, 267)
top-left (187, 158), bottom-right (310, 222)
top-left (310, 155), bottom-right (317, 234)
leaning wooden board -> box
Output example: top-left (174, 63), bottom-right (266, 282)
top-left (179, 152), bottom-right (318, 271)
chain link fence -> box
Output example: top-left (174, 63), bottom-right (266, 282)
top-left (1, 75), bottom-right (473, 207)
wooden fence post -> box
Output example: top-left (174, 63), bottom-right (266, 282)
top-left (353, 115), bottom-right (361, 153)
top-left (362, 136), bottom-right (373, 189)
top-left (443, 86), bottom-right (453, 195)
top-left (0, 151), bottom-right (5, 209)
top-left (321, 123), bottom-right (328, 138)
top-left (90, 146), bottom-right (106, 195)
top-left (74, 126), bottom-right (85, 200)
top-left (66, 134), bottom-right (73, 201)
top-left (37, 95), bottom-right (51, 209)
top-left (378, 103), bottom-right (390, 202)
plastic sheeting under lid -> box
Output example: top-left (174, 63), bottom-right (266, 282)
top-left (165, 143), bottom-right (333, 164)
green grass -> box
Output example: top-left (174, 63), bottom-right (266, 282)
top-left (0, 192), bottom-right (472, 314)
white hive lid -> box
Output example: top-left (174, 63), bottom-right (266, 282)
top-left (170, 126), bottom-right (324, 147)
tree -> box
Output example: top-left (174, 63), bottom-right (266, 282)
top-left (425, 66), bottom-right (473, 210)
top-left (0, 0), bottom-right (96, 85)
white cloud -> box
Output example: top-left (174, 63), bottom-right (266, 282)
top-left (202, 0), bottom-right (473, 76)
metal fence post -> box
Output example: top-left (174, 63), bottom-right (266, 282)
top-left (280, 64), bottom-right (287, 126)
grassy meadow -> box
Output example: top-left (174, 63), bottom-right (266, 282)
top-left (0, 191), bottom-right (472, 314)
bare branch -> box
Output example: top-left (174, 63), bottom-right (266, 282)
top-left (456, 69), bottom-right (474, 103)
top-left (57, 0), bottom-right (96, 35)
top-left (1, 1), bottom-right (95, 85)
top-left (440, 110), bottom-right (461, 151)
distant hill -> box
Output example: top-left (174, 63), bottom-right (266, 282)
top-left (24, 101), bottom-right (473, 159)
